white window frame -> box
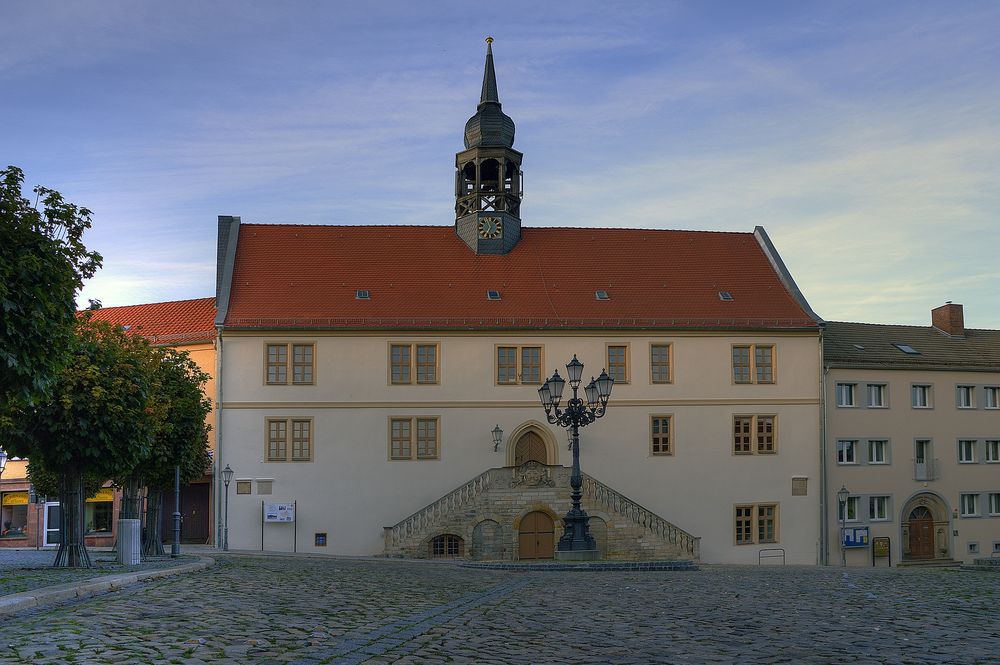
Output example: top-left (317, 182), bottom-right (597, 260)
top-left (836, 383), bottom-right (856, 408)
top-left (866, 383), bottom-right (887, 408)
top-left (958, 439), bottom-right (977, 464)
top-left (838, 496), bottom-right (860, 522)
top-left (960, 493), bottom-right (980, 517)
top-left (911, 384), bottom-right (932, 408)
top-left (988, 492), bottom-right (1000, 516)
top-left (869, 496), bottom-right (890, 521)
top-left (956, 385), bottom-right (975, 409)
top-left (837, 440), bottom-right (858, 465)
top-left (868, 440), bottom-right (888, 464)
top-left (986, 440), bottom-right (1000, 463)
top-left (984, 386), bottom-right (999, 409)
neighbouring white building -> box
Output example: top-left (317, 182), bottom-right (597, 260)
top-left (211, 43), bottom-right (825, 564)
top-left (824, 303), bottom-right (1000, 567)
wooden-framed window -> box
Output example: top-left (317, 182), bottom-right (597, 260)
top-left (389, 343), bottom-right (439, 385)
top-left (732, 344), bottom-right (775, 384)
top-left (606, 344), bottom-right (629, 384)
top-left (735, 503), bottom-right (778, 545)
top-left (733, 415), bottom-right (776, 454)
top-left (650, 343), bottom-right (672, 384)
top-left (429, 534), bottom-right (464, 558)
top-left (265, 343), bottom-right (315, 385)
top-left (496, 345), bottom-right (542, 385)
top-left (389, 417), bottom-right (440, 460)
top-left (265, 418), bottom-right (313, 462)
top-left (650, 415), bottom-right (672, 455)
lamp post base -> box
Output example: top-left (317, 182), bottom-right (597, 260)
top-left (554, 549), bottom-right (601, 562)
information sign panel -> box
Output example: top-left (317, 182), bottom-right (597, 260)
top-left (264, 502), bottom-right (295, 523)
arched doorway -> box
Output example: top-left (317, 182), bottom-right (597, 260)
top-left (514, 431), bottom-right (548, 466)
top-left (518, 511), bottom-right (555, 560)
top-left (907, 506), bottom-right (934, 559)
top-left (900, 492), bottom-right (949, 562)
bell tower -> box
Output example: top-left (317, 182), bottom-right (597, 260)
top-left (455, 37), bottom-right (523, 255)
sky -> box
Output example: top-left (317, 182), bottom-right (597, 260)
top-left (3, 1), bottom-right (999, 327)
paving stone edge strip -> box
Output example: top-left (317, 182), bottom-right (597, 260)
top-left (0, 556), bottom-right (215, 617)
top-left (289, 578), bottom-right (533, 665)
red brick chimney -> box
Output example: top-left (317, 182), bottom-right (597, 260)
top-left (932, 302), bottom-right (965, 337)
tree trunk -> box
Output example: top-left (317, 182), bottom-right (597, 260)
top-left (52, 470), bottom-right (91, 568)
top-left (142, 489), bottom-right (165, 557)
top-left (120, 474), bottom-right (142, 519)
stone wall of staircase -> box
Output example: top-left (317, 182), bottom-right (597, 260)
top-left (383, 462), bottom-right (699, 561)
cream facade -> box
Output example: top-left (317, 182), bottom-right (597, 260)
top-left (218, 330), bottom-right (822, 563)
top-left (824, 312), bottom-right (1000, 566)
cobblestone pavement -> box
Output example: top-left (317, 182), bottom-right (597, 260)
top-left (0, 555), bottom-right (997, 664)
top-left (0, 549), bottom-right (200, 597)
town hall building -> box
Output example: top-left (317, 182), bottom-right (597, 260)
top-left (212, 41), bottom-right (825, 564)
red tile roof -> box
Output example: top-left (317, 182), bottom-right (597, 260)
top-left (85, 297), bottom-right (216, 344)
top-left (223, 225), bottom-right (818, 330)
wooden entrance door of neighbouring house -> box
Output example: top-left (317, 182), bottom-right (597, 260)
top-left (908, 506), bottom-right (934, 559)
top-left (514, 432), bottom-right (547, 466)
top-left (518, 511), bottom-right (555, 560)
top-left (161, 482), bottom-right (211, 544)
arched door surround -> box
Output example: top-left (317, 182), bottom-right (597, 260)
top-left (504, 422), bottom-right (558, 467)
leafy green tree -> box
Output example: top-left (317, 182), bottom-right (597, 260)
top-left (0, 166), bottom-right (101, 415)
top-left (2, 317), bottom-right (157, 567)
top-left (133, 349), bottom-right (212, 557)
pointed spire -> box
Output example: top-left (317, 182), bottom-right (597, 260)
top-left (480, 36), bottom-right (499, 106)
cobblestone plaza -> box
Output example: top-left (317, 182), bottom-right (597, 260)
top-left (1, 554), bottom-right (997, 664)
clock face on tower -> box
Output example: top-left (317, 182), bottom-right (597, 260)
top-left (478, 217), bottom-right (503, 239)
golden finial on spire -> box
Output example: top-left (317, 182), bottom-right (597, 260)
top-left (486, 36), bottom-right (494, 44)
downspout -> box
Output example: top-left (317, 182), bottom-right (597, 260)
top-left (819, 330), bottom-right (829, 565)
top-left (215, 327), bottom-right (224, 548)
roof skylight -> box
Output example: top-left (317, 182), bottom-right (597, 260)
top-left (595, 290), bottom-right (609, 300)
top-left (487, 290), bottom-right (501, 300)
top-left (355, 289), bottom-right (371, 300)
top-left (892, 343), bottom-right (920, 355)
top-left (718, 291), bottom-right (734, 301)
top-left (853, 344), bottom-right (865, 351)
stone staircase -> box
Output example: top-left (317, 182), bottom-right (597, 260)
top-left (383, 462), bottom-right (699, 561)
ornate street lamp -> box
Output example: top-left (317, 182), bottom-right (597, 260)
top-left (222, 465), bottom-right (234, 552)
top-left (491, 425), bottom-right (504, 452)
top-left (538, 355), bottom-right (613, 559)
top-left (837, 485), bottom-right (850, 567)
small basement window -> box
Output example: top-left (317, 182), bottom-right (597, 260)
top-left (595, 290), bottom-right (610, 300)
top-left (718, 291), bottom-right (734, 301)
top-left (356, 289), bottom-right (371, 300)
top-left (892, 343), bottom-right (920, 355)
top-left (487, 290), bottom-right (501, 300)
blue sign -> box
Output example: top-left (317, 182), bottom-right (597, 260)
top-left (843, 526), bottom-right (870, 549)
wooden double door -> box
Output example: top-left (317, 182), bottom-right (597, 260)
top-left (518, 511), bottom-right (554, 560)
top-left (514, 432), bottom-right (548, 466)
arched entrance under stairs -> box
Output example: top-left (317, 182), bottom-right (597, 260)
top-left (517, 511), bottom-right (555, 560)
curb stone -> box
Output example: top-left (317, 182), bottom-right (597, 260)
top-left (0, 556), bottom-right (215, 616)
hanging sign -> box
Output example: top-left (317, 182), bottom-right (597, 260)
top-left (264, 502), bottom-right (295, 523)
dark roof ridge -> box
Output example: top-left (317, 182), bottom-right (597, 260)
top-left (238, 222), bottom-right (757, 235)
top-left (80, 296), bottom-right (215, 312)
top-left (828, 320), bottom-right (998, 334)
